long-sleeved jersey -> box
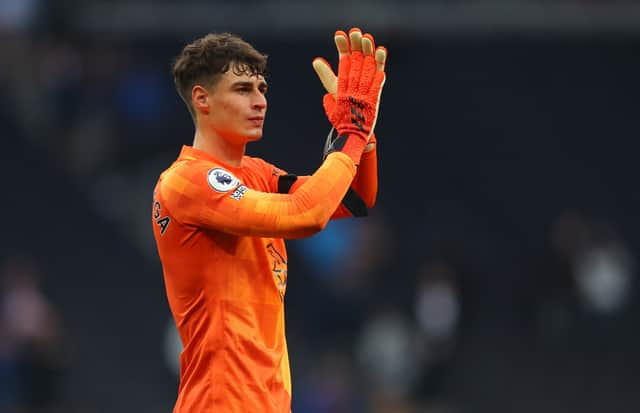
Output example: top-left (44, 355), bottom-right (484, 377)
top-left (151, 145), bottom-right (376, 413)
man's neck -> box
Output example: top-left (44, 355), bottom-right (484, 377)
top-left (193, 129), bottom-right (245, 168)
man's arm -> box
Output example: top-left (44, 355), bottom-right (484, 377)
top-left (352, 144), bottom-right (377, 208)
top-left (283, 144), bottom-right (377, 219)
top-left (324, 126), bottom-right (378, 210)
top-left (307, 28), bottom-right (386, 218)
top-left (161, 152), bottom-right (358, 239)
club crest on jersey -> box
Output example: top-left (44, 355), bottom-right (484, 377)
top-left (207, 168), bottom-right (240, 192)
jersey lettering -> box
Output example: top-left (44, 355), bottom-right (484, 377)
top-left (266, 243), bottom-right (287, 301)
top-left (153, 200), bottom-right (171, 235)
top-left (230, 185), bottom-right (248, 201)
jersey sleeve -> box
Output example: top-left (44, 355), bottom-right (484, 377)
top-left (288, 145), bottom-right (378, 219)
top-left (159, 152), bottom-right (357, 239)
top-left (353, 146), bottom-right (378, 206)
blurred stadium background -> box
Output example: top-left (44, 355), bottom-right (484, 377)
top-left (2, 1), bottom-right (640, 412)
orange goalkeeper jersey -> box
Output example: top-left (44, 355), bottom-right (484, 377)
top-left (151, 145), bottom-right (376, 413)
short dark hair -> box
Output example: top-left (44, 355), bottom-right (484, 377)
top-left (172, 33), bottom-right (268, 120)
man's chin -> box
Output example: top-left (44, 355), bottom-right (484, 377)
top-left (246, 132), bottom-right (263, 142)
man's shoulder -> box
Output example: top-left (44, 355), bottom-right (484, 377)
top-left (156, 158), bottom-right (215, 199)
top-left (242, 155), bottom-right (270, 169)
top-left (162, 157), bottom-right (221, 181)
top-left (242, 156), bottom-right (286, 177)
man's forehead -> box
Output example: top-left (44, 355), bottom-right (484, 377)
top-left (221, 70), bottom-right (266, 84)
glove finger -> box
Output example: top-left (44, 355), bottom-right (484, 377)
top-left (358, 56), bottom-right (376, 95)
top-left (368, 87), bottom-right (383, 142)
top-left (334, 30), bottom-right (350, 58)
top-left (348, 28), bottom-right (363, 53)
top-left (347, 28), bottom-right (364, 94)
top-left (367, 71), bottom-right (386, 135)
top-left (334, 31), bottom-right (351, 95)
top-left (312, 57), bottom-right (337, 95)
top-left (349, 53), bottom-right (363, 95)
top-left (362, 33), bottom-right (375, 57)
top-left (375, 46), bottom-right (387, 72)
top-left (322, 93), bottom-right (337, 120)
top-left (369, 70), bottom-right (386, 102)
top-left (358, 34), bottom-right (376, 94)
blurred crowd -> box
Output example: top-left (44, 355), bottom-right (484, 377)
top-left (0, 254), bottom-right (65, 413)
top-left (3, 1), bottom-right (640, 413)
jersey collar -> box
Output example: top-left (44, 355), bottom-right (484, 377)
top-left (178, 145), bottom-right (244, 173)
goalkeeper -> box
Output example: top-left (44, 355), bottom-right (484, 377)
top-left (151, 28), bottom-right (387, 413)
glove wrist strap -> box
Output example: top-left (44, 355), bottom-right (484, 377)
top-left (326, 131), bottom-right (367, 165)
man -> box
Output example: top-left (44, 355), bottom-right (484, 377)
top-left (151, 28), bottom-right (387, 412)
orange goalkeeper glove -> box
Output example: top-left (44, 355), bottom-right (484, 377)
top-left (313, 28), bottom-right (387, 164)
top-left (313, 30), bottom-right (387, 155)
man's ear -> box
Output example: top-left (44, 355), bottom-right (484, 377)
top-left (192, 85), bottom-right (209, 115)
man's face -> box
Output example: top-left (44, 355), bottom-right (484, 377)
top-left (203, 70), bottom-right (268, 145)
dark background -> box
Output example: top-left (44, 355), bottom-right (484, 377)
top-left (1, 1), bottom-right (640, 412)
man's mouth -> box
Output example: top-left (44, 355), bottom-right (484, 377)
top-left (249, 116), bottom-right (264, 126)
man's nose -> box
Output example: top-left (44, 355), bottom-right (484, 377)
top-left (252, 91), bottom-right (267, 110)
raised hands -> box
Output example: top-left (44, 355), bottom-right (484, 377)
top-left (313, 28), bottom-right (387, 147)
